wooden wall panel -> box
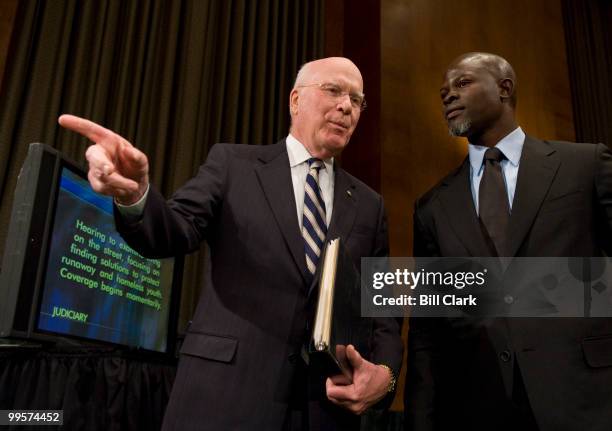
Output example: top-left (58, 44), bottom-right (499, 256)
top-left (381, 0), bottom-right (575, 258)
top-left (326, 0), bottom-right (382, 192)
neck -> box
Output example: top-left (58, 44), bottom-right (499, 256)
top-left (468, 117), bottom-right (518, 148)
top-left (289, 130), bottom-right (334, 160)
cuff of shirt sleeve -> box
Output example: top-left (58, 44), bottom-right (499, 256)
top-left (114, 184), bottom-right (150, 222)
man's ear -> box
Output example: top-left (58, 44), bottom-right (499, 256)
top-left (499, 78), bottom-right (514, 103)
top-left (289, 89), bottom-right (299, 115)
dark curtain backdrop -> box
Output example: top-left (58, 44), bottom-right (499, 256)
top-left (0, 0), bottom-right (324, 331)
top-left (0, 1), bottom-right (324, 429)
top-left (562, 0), bottom-right (612, 146)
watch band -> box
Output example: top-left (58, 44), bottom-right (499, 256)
top-left (378, 364), bottom-right (397, 393)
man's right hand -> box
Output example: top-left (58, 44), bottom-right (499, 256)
top-left (58, 114), bottom-right (149, 205)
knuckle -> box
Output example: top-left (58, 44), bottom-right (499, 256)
top-left (117, 134), bottom-right (131, 147)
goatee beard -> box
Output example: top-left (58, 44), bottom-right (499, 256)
top-left (448, 120), bottom-right (472, 137)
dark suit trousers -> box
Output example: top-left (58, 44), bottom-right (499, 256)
top-left (510, 360), bottom-right (539, 431)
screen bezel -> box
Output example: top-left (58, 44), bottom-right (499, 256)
top-left (3, 144), bottom-right (182, 359)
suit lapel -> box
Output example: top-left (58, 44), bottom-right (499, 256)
top-left (439, 159), bottom-right (492, 256)
top-left (255, 141), bottom-right (310, 286)
top-left (326, 167), bottom-right (358, 243)
top-left (506, 136), bottom-right (559, 257)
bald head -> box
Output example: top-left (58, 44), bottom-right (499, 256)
top-left (448, 52), bottom-right (517, 107)
top-left (440, 52), bottom-right (519, 146)
top-left (293, 57), bottom-right (363, 89)
top-left (288, 57), bottom-right (364, 159)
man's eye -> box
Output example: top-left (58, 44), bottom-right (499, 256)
top-left (350, 95), bottom-right (362, 105)
top-left (457, 80), bottom-right (470, 87)
top-left (323, 85), bottom-right (342, 96)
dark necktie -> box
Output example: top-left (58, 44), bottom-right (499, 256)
top-left (302, 158), bottom-right (327, 275)
top-left (479, 147), bottom-right (510, 256)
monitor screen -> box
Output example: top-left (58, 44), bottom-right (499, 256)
top-left (0, 144), bottom-right (181, 355)
top-left (37, 167), bottom-right (176, 352)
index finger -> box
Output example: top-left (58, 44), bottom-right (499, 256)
top-left (58, 114), bottom-right (118, 145)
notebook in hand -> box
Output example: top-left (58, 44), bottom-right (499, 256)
top-left (309, 238), bottom-right (372, 382)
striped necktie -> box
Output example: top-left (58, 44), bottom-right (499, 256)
top-left (303, 158), bottom-right (327, 275)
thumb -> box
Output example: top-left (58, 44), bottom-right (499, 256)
top-left (346, 344), bottom-right (363, 369)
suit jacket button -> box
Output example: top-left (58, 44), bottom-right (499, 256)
top-left (504, 295), bottom-right (514, 304)
top-left (500, 350), bottom-right (512, 362)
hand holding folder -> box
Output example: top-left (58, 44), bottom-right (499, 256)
top-left (308, 238), bottom-right (396, 414)
top-left (325, 344), bottom-right (394, 415)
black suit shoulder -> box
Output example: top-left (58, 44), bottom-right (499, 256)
top-left (530, 135), bottom-right (610, 160)
top-left (213, 142), bottom-right (385, 207)
top-left (529, 137), bottom-right (610, 185)
top-left (416, 138), bottom-right (607, 209)
top-left (208, 140), bottom-right (287, 162)
top-left (544, 138), bottom-right (598, 150)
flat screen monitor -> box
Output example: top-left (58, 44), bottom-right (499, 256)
top-left (0, 143), bottom-right (182, 356)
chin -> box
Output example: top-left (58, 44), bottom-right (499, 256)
top-left (448, 120), bottom-right (472, 137)
top-left (321, 134), bottom-right (349, 153)
top-left (324, 143), bottom-right (348, 158)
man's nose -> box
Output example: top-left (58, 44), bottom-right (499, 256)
top-left (442, 90), bottom-right (457, 106)
top-left (337, 94), bottom-right (353, 113)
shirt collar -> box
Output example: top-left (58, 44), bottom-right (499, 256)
top-left (286, 134), bottom-right (334, 172)
top-left (468, 126), bottom-right (525, 172)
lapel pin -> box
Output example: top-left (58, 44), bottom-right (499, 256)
top-left (346, 190), bottom-right (352, 198)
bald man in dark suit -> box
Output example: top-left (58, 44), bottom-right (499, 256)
top-left (404, 52), bottom-right (612, 431)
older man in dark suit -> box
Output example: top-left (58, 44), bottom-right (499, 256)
top-left (59, 57), bottom-right (402, 431)
top-left (404, 52), bottom-right (612, 431)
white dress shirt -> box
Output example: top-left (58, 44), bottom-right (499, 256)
top-left (468, 126), bottom-right (525, 214)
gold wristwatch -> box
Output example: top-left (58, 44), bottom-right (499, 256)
top-left (378, 364), bottom-right (397, 393)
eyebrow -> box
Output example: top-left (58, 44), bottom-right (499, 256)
top-left (440, 72), bottom-right (477, 91)
top-left (455, 72), bottom-right (478, 81)
top-left (326, 81), bottom-right (364, 97)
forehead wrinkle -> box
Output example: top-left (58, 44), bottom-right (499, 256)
top-left (294, 57), bottom-right (363, 91)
